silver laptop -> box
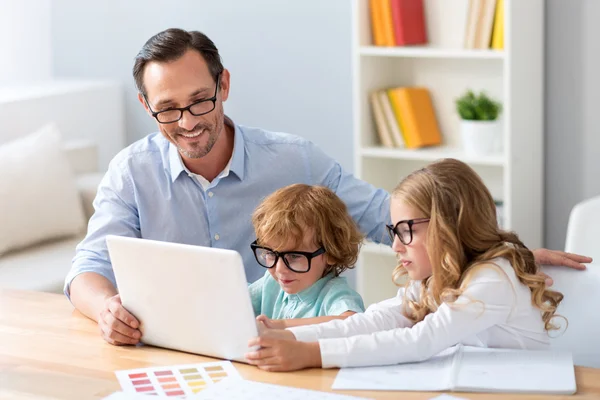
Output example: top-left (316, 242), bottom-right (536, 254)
top-left (106, 235), bottom-right (258, 362)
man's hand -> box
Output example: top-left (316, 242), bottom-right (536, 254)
top-left (533, 248), bottom-right (593, 286)
top-left (256, 314), bottom-right (286, 330)
top-left (98, 294), bottom-right (141, 345)
top-left (245, 334), bottom-right (321, 372)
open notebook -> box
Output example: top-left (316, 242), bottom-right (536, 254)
top-left (332, 345), bottom-right (576, 395)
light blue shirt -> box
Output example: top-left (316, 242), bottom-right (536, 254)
top-left (249, 271), bottom-right (365, 319)
top-left (64, 118), bottom-right (390, 298)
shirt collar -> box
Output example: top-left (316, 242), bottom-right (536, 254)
top-left (167, 116), bottom-right (245, 183)
top-left (282, 272), bottom-right (335, 305)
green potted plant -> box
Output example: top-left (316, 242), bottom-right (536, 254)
top-left (455, 90), bottom-right (503, 156)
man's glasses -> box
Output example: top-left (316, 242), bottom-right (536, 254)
top-left (250, 240), bottom-right (325, 273)
top-left (386, 218), bottom-right (430, 245)
top-left (144, 74), bottom-right (221, 124)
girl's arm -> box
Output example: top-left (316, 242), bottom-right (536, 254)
top-left (301, 264), bottom-right (516, 369)
top-left (286, 287), bottom-right (416, 341)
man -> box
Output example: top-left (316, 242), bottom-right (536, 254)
top-left (65, 28), bottom-right (591, 346)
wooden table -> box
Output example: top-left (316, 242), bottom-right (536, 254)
top-left (1, 290), bottom-right (599, 400)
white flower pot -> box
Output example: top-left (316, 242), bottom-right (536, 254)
top-left (460, 120), bottom-right (502, 156)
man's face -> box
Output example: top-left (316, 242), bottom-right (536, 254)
top-left (139, 49), bottom-right (229, 159)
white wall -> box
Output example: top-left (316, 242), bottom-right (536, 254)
top-left (545, 0), bottom-right (600, 251)
top-left (48, 0), bottom-right (600, 251)
top-left (0, 0), bottom-right (52, 84)
top-left (50, 0), bottom-right (354, 172)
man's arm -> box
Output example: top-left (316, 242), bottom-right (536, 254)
top-left (307, 142), bottom-right (391, 245)
top-left (66, 158), bottom-right (142, 345)
top-left (70, 272), bottom-right (117, 322)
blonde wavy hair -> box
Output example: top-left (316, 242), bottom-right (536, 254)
top-left (392, 158), bottom-right (563, 331)
top-left (252, 184), bottom-right (364, 277)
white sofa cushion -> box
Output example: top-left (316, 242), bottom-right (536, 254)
top-left (0, 123), bottom-right (86, 255)
top-left (0, 235), bottom-right (84, 293)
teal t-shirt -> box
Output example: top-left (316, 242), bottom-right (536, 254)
top-left (248, 271), bottom-right (365, 319)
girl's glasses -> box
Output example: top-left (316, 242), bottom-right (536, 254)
top-left (386, 218), bottom-right (430, 245)
top-left (250, 240), bottom-right (325, 273)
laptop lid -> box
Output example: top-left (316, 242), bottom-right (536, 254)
top-left (106, 235), bottom-right (258, 362)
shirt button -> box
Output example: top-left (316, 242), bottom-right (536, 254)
top-left (214, 234), bottom-right (220, 240)
top-left (208, 191), bottom-right (214, 197)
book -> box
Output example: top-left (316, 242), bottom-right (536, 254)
top-left (332, 345), bottom-right (576, 395)
top-left (369, 0), bottom-right (385, 46)
top-left (424, 0), bottom-right (470, 49)
top-left (475, 0), bottom-right (498, 49)
top-left (491, 0), bottom-right (504, 49)
top-left (386, 87), bottom-right (442, 149)
top-left (390, 0), bottom-right (427, 46)
top-left (379, 0), bottom-right (396, 46)
top-left (377, 90), bottom-right (405, 147)
top-left (369, 91), bottom-right (395, 148)
top-left (464, 0), bottom-right (484, 49)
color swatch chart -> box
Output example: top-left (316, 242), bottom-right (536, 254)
top-left (115, 361), bottom-right (240, 397)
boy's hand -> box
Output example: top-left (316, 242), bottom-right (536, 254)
top-left (256, 314), bottom-right (286, 330)
top-left (245, 335), bottom-right (321, 372)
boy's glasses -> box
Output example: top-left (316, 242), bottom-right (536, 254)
top-left (386, 218), bottom-right (430, 245)
top-left (250, 240), bottom-right (325, 273)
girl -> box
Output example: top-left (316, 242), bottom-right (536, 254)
top-left (245, 158), bottom-right (565, 371)
top-left (248, 183), bottom-right (365, 329)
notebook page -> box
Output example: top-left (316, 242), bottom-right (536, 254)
top-left (331, 346), bottom-right (459, 391)
top-left (453, 347), bottom-right (576, 394)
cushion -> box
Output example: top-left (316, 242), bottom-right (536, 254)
top-left (0, 235), bottom-right (84, 293)
top-left (0, 123), bottom-right (86, 255)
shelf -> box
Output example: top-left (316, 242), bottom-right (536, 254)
top-left (362, 242), bottom-right (396, 257)
top-left (359, 46), bottom-right (505, 60)
top-left (360, 146), bottom-right (505, 167)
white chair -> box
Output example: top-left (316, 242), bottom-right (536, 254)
top-left (543, 265), bottom-right (600, 368)
top-left (565, 195), bottom-right (600, 262)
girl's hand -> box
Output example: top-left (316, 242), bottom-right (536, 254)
top-left (245, 334), bottom-right (321, 372)
top-left (256, 314), bottom-right (286, 330)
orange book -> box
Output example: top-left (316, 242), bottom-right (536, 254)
top-left (387, 87), bottom-right (442, 149)
top-left (369, 0), bottom-right (385, 46)
top-left (379, 0), bottom-right (396, 47)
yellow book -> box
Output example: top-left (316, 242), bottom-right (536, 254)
top-left (379, 0), bottom-right (396, 47)
top-left (387, 87), bottom-right (442, 149)
top-left (369, 0), bottom-right (385, 46)
top-left (491, 0), bottom-right (504, 49)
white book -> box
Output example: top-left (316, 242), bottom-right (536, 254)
top-left (369, 91), bottom-right (395, 148)
top-left (332, 345), bottom-right (576, 395)
top-left (378, 91), bottom-right (405, 148)
top-left (424, 0), bottom-right (470, 49)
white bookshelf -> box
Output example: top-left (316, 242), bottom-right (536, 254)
top-left (352, 0), bottom-right (544, 307)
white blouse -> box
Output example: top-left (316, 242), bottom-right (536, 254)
top-left (288, 258), bottom-right (551, 368)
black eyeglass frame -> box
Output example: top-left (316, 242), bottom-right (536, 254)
top-left (250, 240), bottom-right (326, 273)
top-left (386, 218), bottom-right (430, 245)
top-left (143, 74), bottom-right (222, 124)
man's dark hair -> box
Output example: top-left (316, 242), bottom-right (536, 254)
top-left (133, 28), bottom-right (224, 95)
